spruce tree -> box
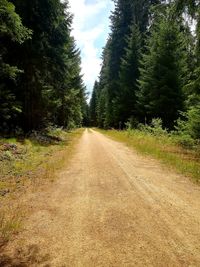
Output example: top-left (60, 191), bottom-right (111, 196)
top-left (5, 0), bottom-right (86, 132)
top-left (0, 0), bottom-right (31, 133)
top-left (96, 0), bottom-right (161, 128)
top-left (137, 6), bottom-right (188, 129)
top-left (90, 81), bottom-right (99, 126)
top-left (96, 42), bottom-right (110, 128)
top-left (117, 24), bottom-right (142, 126)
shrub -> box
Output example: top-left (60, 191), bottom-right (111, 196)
top-left (174, 105), bottom-right (200, 147)
top-left (187, 105), bottom-right (200, 140)
top-left (138, 118), bottom-right (167, 136)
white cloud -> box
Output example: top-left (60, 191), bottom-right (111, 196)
top-left (68, 0), bottom-right (114, 93)
top-left (70, 0), bottom-right (107, 28)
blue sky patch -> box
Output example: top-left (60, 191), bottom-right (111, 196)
top-left (69, 0), bottom-right (114, 96)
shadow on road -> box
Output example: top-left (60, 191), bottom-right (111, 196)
top-left (0, 244), bottom-right (50, 266)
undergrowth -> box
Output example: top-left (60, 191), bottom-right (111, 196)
top-left (0, 128), bottom-right (83, 188)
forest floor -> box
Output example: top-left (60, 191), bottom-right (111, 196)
top-left (0, 129), bottom-right (200, 266)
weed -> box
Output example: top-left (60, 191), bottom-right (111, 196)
top-left (0, 208), bottom-right (22, 245)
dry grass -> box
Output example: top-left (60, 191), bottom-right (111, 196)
top-left (0, 207), bottom-right (23, 246)
top-left (98, 129), bottom-right (200, 183)
top-left (0, 129), bottom-right (84, 191)
top-left (0, 128), bottom-right (84, 245)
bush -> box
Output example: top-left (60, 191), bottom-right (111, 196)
top-left (125, 117), bottom-right (139, 129)
top-left (174, 105), bottom-right (200, 147)
top-left (187, 105), bottom-right (200, 140)
top-left (138, 118), bottom-right (167, 136)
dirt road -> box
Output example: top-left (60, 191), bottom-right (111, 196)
top-left (1, 129), bottom-right (200, 266)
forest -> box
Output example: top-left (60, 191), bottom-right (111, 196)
top-left (0, 0), bottom-right (200, 144)
top-left (90, 0), bottom-right (200, 145)
top-left (1, 1), bottom-right (200, 263)
top-left (0, 0), bottom-right (88, 135)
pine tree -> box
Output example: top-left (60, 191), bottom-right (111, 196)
top-left (3, 0), bottom-right (86, 132)
top-left (89, 81), bottom-right (99, 126)
top-left (94, 41), bottom-right (110, 128)
top-left (0, 0), bottom-right (31, 133)
top-left (96, 0), bottom-right (161, 128)
top-left (10, 0), bottom-right (70, 131)
top-left (54, 36), bottom-right (85, 129)
top-left (137, 6), bottom-right (188, 129)
top-left (117, 24), bottom-right (142, 126)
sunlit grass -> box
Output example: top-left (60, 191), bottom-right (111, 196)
top-left (0, 128), bottom-right (84, 183)
top-left (98, 129), bottom-right (200, 183)
top-left (0, 128), bottom-right (84, 244)
top-left (0, 207), bottom-right (23, 245)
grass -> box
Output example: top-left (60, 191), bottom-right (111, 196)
top-left (98, 129), bottom-right (200, 183)
top-left (0, 128), bottom-right (84, 190)
top-left (0, 128), bottom-right (84, 244)
top-left (0, 208), bottom-right (23, 245)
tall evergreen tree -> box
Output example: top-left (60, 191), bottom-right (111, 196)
top-left (94, 0), bottom-right (160, 128)
top-left (117, 24), bottom-right (142, 126)
top-left (137, 5), bottom-right (188, 129)
top-left (10, 0), bottom-right (70, 131)
top-left (89, 81), bottom-right (99, 126)
top-left (0, 0), bottom-right (31, 132)
top-left (174, 0), bottom-right (199, 96)
top-left (0, 0), bottom-right (86, 132)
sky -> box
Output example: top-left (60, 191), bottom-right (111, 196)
top-left (68, 0), bottom-right (114, 95)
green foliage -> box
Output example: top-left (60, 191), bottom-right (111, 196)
top-left (139, 118), bottom-right (168, 136)
top-left (174, 0), bottom-right (198, 18)
top-left (117, 24), bottom-right (142, 125)
top-left (174, 105), bottom-right (200, 146)
top-left (89, 0), bottom-right (199, 139)
top-left (0, 0), bottom-right (86, 134)
top-left (89, 81), bottom-right (99, 126)
top-left (0, 0), bottom-right (32, 43)
top-left (0, 0), bottom-right (32, 131)
top-left (137, 5), bottom-right (188, 129)
top-left (0, 0), bottom-right (31, 79)
top-left (187, 105), bottom-right (200, 139)
top-left (90, 0), bottom-right (160, 128)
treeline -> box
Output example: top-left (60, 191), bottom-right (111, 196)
top-left (0, 0), bottom-right (88, 134)
top-left (90, 0), bottom-right (200, 140)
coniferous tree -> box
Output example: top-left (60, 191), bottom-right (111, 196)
top-left (11, 0), bottom-right (73, 131)
top-left (137, 6), bottom-right (188, 129)
top-left (0, 0), bottom-right (87, 133)
top-left (95, 41), bottom-right (110, 128)
top-left (174, 0), bottom-right (199, 97)
top-left (174, 0), bottom-right (200, 138)
top-left (104, 0), bottom-right (141, 127)
top-left (0, 0), bottom-right (31, 133)
top-left (89, 0), bottom-right (199, 136)
top-left (92, 0), bottom-right (160, 128)
top-left (89, 81), bottom-right (99, 126)
top-left (117, 24), bottom-right (142, 126)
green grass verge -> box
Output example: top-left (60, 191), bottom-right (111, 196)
top-left (0, 128), bottom-right (84, 193)
top-left (98, 129), bottom-right (200, 183)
